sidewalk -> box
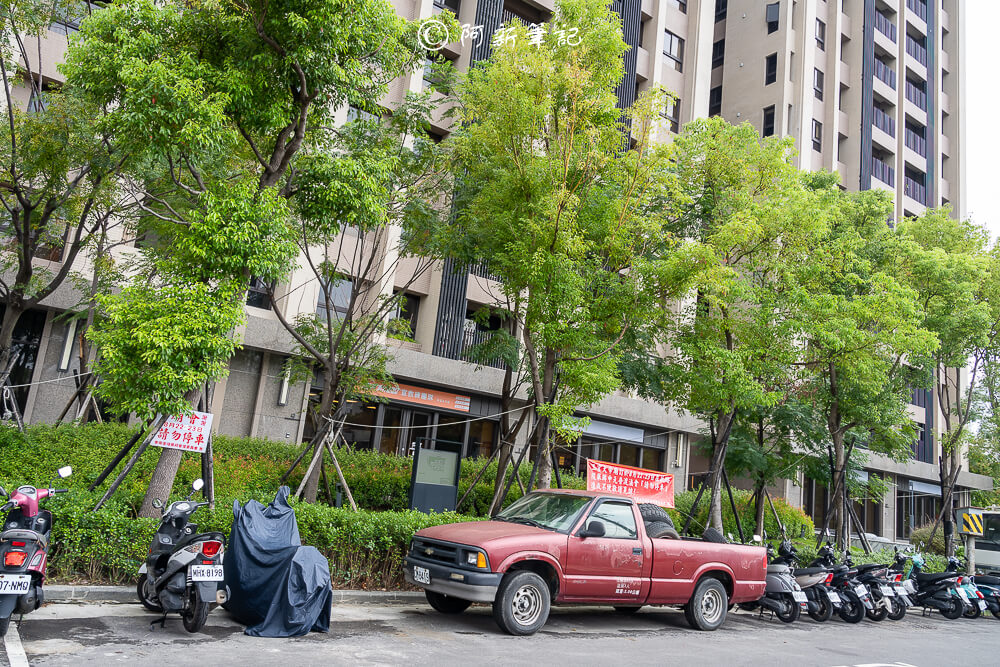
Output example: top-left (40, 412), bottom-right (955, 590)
top-left (46, 585), bottom-right (424, 605)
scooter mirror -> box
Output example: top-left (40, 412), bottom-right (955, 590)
top-left (727, 532), bottom-right (734, 542)
top-left (192, 478), bottom-right (204, 492)
top-left (752, 534), bottom-right (762, 543)
top-left (57, 466), bottom-right (73, 478)
top-left (152, 498), bottom-right (163, 509)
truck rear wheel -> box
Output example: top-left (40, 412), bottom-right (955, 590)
top-left (426, 590), bottom-right (472, 614)
top-left (492, 570), bottom-right (550, 636)
top-left (685, 577), bottom-right (728, 631)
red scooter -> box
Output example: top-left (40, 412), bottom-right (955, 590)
top-left (0, 466), bottom-right (72, 635)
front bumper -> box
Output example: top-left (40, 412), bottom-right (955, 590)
top-left (404, 556), bottom-right (502, 603)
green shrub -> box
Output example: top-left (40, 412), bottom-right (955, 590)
top-left (908, 523), bottom-right (947, 555)
top-left (666, 488), bottom-right (814, 543)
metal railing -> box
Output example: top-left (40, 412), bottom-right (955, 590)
top-left (906, 34), bottom-right (927, 67)
top-left (875, 11), bottom-right (897, 42)
top-left (872, 157), bottom-right (895, 186)
top-left (905, 79), bottom-right (927, 110)
top-left (904, 126), bottom-right (927, 157)
top-left (872, 107), bottom-right (895, 137)
top-left (907, 0), bottom-right (927, 23)
top-left (874, 59), bottom-right (896, 89)
top-left (904, 176), bottom-right (926, 204)
top-left (461, 326), bottom-right (505, 370)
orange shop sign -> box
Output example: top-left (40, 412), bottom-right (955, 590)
top-left (586, 459), bottom-right (674, 508)
top-left (373, 382), bottom-right (471, 413)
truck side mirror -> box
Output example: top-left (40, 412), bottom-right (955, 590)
top-left (579, 520), bottom-right (606, 539)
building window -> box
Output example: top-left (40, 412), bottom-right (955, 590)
top-left (765, 53), bottom-right (778, 85)
top-left (672, 0), bottom-right (687, 13)
top-left (708, 86), bottom-right (722, 116)
top-left (432, 0), bottom-right (460, 12)
top-left (766, 2), bottom-right (780, 33)
top-left (812, 119), bottom-right (823, 151)
top-left (663, 97), bottom-right (681, 133)
top-left (663, 30), bottom-right (684, 72)
top-left (391, 291), bottom-right (420, 339)
top-left (762, 105), bottom-right (776, 137)
top-left (813, 68), bottom-right (824, 100)
top-left (715, 0), bottom-right (728, 23)
top-left (246, 277), bottom-right (273, 310)
top-left (816, 19), bottom-right (826, 50)
top-left (317, 277), bottom-right (353, 321)
top-left (346, 105), bottom-right (379, 124)
top-left (712, 39), bottom-right (725, 69)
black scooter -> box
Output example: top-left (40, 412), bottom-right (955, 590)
top-left (136, 479), bottom-right (227, 632)
top-left (901, 551), bottom-right (963, 619)
top-left (810, 544), bottom-right (873, 623)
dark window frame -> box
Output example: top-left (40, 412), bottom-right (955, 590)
top-left (762, 105), bottom-right (776, 137)
top-left (765, 53), bottom-right (778, 85)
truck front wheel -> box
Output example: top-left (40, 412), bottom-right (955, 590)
top-left (685, 578), bottom-right (729, 631)
top-left (492, 570), bottom-right (551, 636)
top-left (426, 590), bottom-right (472, 614)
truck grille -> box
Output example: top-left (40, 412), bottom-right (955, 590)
top-left (409, 537), bottom-right (460, 566)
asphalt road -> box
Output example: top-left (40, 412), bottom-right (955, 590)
top-left (2, 600), bottom-right (998, 667)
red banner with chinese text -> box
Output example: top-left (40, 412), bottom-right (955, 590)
top-left (152, 411), bottom-right (214, 453)
top-left (586, 459), bottom-right (674, 508)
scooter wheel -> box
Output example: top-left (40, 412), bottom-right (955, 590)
top-left (887, 597), bottom-right (907, 621)
top-left (136, 574), bottom-right (163, 613)
top-left (0, 615), bottom-right (10, 637)
top-left (182, 591), bottom-right (210, 633)
top-left (837, 590), bottom-right (865, 624)
top-left (963, 604), bottom-right (982, 620)
top-left (807, 593), bottom-right (833, 622)
top-left (774, 593), bottom-right (800, 623)
top-left (939, 597), bottom-right (964, 620)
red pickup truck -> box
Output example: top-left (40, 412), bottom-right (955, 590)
top-left (404, 489), bottom-right (767, 635)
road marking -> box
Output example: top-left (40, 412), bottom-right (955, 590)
top-left (3, 621), bottom-right (29, 667)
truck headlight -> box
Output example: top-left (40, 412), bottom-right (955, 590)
top-left (465, 552), bottom-right (487, 568)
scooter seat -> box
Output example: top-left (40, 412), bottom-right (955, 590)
top-left (855, 563), bottom-right (885, 574)
top-left (915, 571), bottom-right (954, 584)
top-left (1, 528), bottom-right (47, 550)
top-left (975, 575), bottom-right (1000, 587)
top-left (793, 567), bottom-right (827, 576)
top-left (767, 564), bottom-right (791, 574)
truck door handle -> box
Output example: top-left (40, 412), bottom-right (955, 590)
top-left (633, 547), bottom-right (642, 555)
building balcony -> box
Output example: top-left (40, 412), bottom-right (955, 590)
top-left (906, 35), bottom-right (927, 68)
top-left (940, 133), bottom-right (950, 157)
top-left (940, 178), bottom-right (951, 201)
top-left (840, 60), bottom-right (851, 86)
top-left (905, 79), bottom-right (927, 111)
top-left (907, 0), bottom-right (927, 25)
top-left (873, 107), bottom-right (896, 137)
top-left (461, 325), bottom-right (506, 370)
top-left (904, 177), bottom-right (927, 206)
top-left (872, 156), bottom-right (895, 187)
top-left (940, 49), bottom-right (950, 73)
top-left (874, 59), bottom-right (896, 90)
top-left (636, 46), bottom-right (649, 82)
top-left (941, 7), bottom-right (950, 33)
top-left (940, 90), bottom-right (950, 114)
top-left (904, 127), bottom-right (926, 157)
top-left (875, 11), bottom-right (897, 43)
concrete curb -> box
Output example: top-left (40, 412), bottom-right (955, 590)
top-left (45, 585), bottom-right (424, 605)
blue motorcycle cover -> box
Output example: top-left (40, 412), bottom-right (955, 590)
top-left (223, 486), bottom-right (332, 637)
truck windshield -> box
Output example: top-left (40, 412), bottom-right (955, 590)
top-left (494, 492), bottom-right (592, 533)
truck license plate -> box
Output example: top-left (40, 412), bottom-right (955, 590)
top-left (792, 590), bottom-right (807, 603)
top-left (190, 565), bottom-right (224, 581)
top-left (880, 585), bottom-right (894, 597)
top-left (413, 565), bottom-right (431, 585)
top-left (0, 574), bottom-right (31, 594)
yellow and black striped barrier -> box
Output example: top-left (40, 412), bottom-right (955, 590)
top-left (960, 510), bottom-right (984, 536)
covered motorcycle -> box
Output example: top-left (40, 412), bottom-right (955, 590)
top-left (223, 486), bottom-right (332, 637)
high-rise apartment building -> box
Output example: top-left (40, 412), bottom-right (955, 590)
top-left (4, 0), bottom-right (989, 544)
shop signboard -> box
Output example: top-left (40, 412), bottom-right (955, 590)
top-left (152, 411), bottom-right (214, 453)
top-left (373, 382), bottom-right (471, 413)
top-left (586, 459), bottom-right (674, 508)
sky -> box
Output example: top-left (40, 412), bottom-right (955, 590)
top-left (964, 2), bottom-right (999, 241)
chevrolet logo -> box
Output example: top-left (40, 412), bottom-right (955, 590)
top-left (424, 547), bottom-right (435, 556)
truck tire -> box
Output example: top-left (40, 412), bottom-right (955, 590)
top-left (638, 504), bottom-right (674, 527)
top-left (646, 521), bottom-right (680, 539)
top-left (426, 590), bottom-right (472, 614)
top-left (685, 577), bottom-right (728, 631)
top-left (492, 570), bottom-right (551, 636)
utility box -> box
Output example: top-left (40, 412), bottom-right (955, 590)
top-left (956, 507), bottom-right (984, 536)
top-left (409, 438), bottom-right (463, 513)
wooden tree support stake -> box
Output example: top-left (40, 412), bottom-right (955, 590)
top-left (89, 427), bottom-right (145, 491)
top-left (94, 417), bottom-right (164, 510)
top-left (328, 435), bottom-right (358, 511)
top-left (456, 446), bottom-right (501, 511)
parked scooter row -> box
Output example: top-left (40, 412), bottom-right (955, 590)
top-left (1, 473), bottom-right (225, 635)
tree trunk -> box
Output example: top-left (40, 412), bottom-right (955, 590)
top-left (304, 374), bottom-right (336, 503)
top-left (138, 387), bottom-right (203, 517)
top-left (0, 302), bottom-right (26, 382)
top-left (753, 481), bottom-right (767, 538)
top-left (705, 411), bottom-right (736, 532)
top-left (831, 431), bottom-right (847, 553)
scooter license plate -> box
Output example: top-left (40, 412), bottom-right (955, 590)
top-left (413, 565), bottom-right (431, 586)
top-left (0, 574), bottom-right (30, 594)
top-left (792, 591), bottom-right (807, 603)
top-left (978, 600), bottom-right (987, 611)
top-left (880, 585), bottom-right (894, 597)
top-left (854, 584), bottom-right (868, 597)
top-left (825, 589), bottom-right (841, 604)
top-left (903, 580), bottom-right (917, 594)
top-left (956, 588), bottom-right (969, 602)
top-left (190, 565), bottom-right (224, 581)
top-left (894, 585), bottom-right (907, 597)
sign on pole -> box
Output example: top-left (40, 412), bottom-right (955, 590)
top-left (152, 412), bottom-right (214, 453)
top-left (586, 459), bottom-right (674, 508)
top-left (957, 507), bottom-right (984, 536)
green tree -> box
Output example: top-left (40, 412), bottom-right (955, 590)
top-left (447, 0), bottom-right (697, 491)
top-left (628, 120), bottom-right (826, 532)
top-left (797, 183), bottom-right (937, 550)
top-left (64, 0), bottom-right (433, 514)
